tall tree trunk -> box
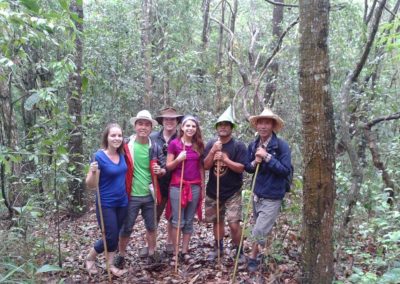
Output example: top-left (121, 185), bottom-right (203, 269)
top-left (67, 0), bottom-right (84, 214)
top-left (264, 0), bottom-right (283, 107)
top-left (141, 0), bottom-right (153, 109)
top-left (215, 0), bottom-right (225, 113)
top-left (299, 0), bottom-right (336, 283)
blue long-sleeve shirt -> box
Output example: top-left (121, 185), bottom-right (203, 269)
top-left (245, 133), bottom-right (291, 200)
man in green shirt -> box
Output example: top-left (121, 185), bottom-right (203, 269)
top-left (116, 110), bottom-right (166, 268)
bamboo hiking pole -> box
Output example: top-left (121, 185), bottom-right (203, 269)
top-left (231, 163), bottom-right (260, 283)
top-left (153, 164), bottom-right (159, 252)
top-left (175, 144), bottom-right (186, 273)
top-left (216, 159), bottom-right (221, 266)
top-left (94, 168), bottom-right (112, 283)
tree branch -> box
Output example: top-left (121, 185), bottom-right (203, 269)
top-left (365, 0), bottom-right (378, 24)
top-left (341, 0), bottom-right (386, 95)
top-left (364, 112), bottom-right (400, 129)
top-left (210, 16), bottom-right (250, 85)
top-left (256, 17), bottom-right (299, 84)
top-left (264, 0), bottom-right (298, 8)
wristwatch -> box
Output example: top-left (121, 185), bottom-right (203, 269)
top-left (264, 153), bottom-right (272, 163)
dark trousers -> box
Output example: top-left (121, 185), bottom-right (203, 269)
top-left (94, 205), bottom-right (128, 253)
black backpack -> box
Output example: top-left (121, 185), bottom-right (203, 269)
top-left (277, 139), bottom-right (294, 193)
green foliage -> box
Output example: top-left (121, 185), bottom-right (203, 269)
top-left (0, 0), bottom-right (399, 282)
top-left (340, 191), bottom-right (400, 283)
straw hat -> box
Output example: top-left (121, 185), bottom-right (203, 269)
top-left (130, 110), bottom-right (158, 128)
top-left (249, 108), bottom-right (284, 132)
top-left (215, 105), bottom-right (236, 128)
top-left (155, 107), bottom-right (184, 124)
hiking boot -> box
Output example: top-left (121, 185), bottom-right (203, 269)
top-left (113, 255), bottom-right (125, 269)
top-left (147, 254), bottom-right (157, 265)
top-left (235, 251), bottom-right (246, 265)
top-left (232, 246), bottom-right (246, 265)
top-left (247, 258), bottom-right (258, 273)
top-left (165, 243), bottom-right (174, 255)
top-left (207, 248), bottom-right (224, 262)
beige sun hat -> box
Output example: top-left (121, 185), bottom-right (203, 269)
top-left (249, 108), bottom-right (284, 132)
top-left (130, 110), bottom-right (158, 128)
top-left (155, 107), bottom-right (184, 124)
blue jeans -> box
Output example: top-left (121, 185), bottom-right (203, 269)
top-left (169, 185), bottom-right (200, 234)
top-left (119, 195), bottom-right (155, 237)
top-left (94, 205), bottom-right (128, 253)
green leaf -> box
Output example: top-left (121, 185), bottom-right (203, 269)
top-left (82, 75), bottom-right (88, 92)
top-left (0, 263), bottom-right (25, 282)
top-left (379, 268), bottom-right (400, 284)
top-left (58, 0), bottom-right (68, 10)
top-left (70, 12), bottom-right (83, 25)
top-left (24, 92), bottom-right (41, 110)
top-left (19, 0), bottom-right (40, 13)
top-left (36, 264), bottom-right (63, 273)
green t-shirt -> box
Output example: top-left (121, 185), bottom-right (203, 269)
top-left (132, 141), bottom-right (151, 197)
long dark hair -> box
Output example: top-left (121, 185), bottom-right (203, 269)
top-left (179, 117), bottom-right (204, 155)
top-left (101, 123), bottom-right (124, 154)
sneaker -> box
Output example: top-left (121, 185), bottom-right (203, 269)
top-left (114, 255), bottom-right (125, 269)
top-left (247, 258), bottom-right (258, 273)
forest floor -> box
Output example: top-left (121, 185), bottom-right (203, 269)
top-left (38, 200), bottom-right (304, 284)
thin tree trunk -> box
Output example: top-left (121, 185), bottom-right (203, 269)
top-left (201, 0), bottom-right (211, 50)
top-left (299, 0), bottom-right (336, 283)
top-left (364, 112), bottom-right (400, 203)
top-left (215, 0), bottom-right (225, 112)
top-left (0, 72), bottom-right (14, 218)
top-left (339, 0), bottom-right (387, 228)
top-left (226, 0), bottom-right (238, 100)
top-left (264, 0), bottom-right (283, 107)
top-left (197, 0), bottom-right (211, 106)
top-left (67, 0), bottom-right (84, 214)
top-left (141, 0), bottom-right (153, 109)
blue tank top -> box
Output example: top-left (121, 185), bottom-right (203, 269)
top-left (94, 150), bottom-right (128, 207)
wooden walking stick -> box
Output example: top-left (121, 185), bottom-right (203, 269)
top-left (231, 163), bottom-right (260, 283)
top-left (175, 144), bottom-right (186, 273)
top-left (151, 160), bottom-right (161, 256)
top-left (94, 168), bottom-right (112, 283)
top-left (216, 159), bottom-right (221, 266)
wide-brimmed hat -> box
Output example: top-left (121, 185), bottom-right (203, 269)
top-left (215, 105), bottom-right (236, 129)
top-left (155, 107), bottom-right (184, 124)
top-left (249, 108), bottom-right (284, 132)
top-left (130, 110), bottom-right (158, 128)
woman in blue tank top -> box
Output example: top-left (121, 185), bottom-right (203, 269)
top-left (84, 123), bottom-right (128, 277)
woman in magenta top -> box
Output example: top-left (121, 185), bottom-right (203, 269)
top-left (166, 115), bottom-right (205, 264)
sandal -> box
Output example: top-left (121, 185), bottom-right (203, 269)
top-left (110, 265), bottom-right (127, 277)
top-left (85, 259), bottom-right (98, 275)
